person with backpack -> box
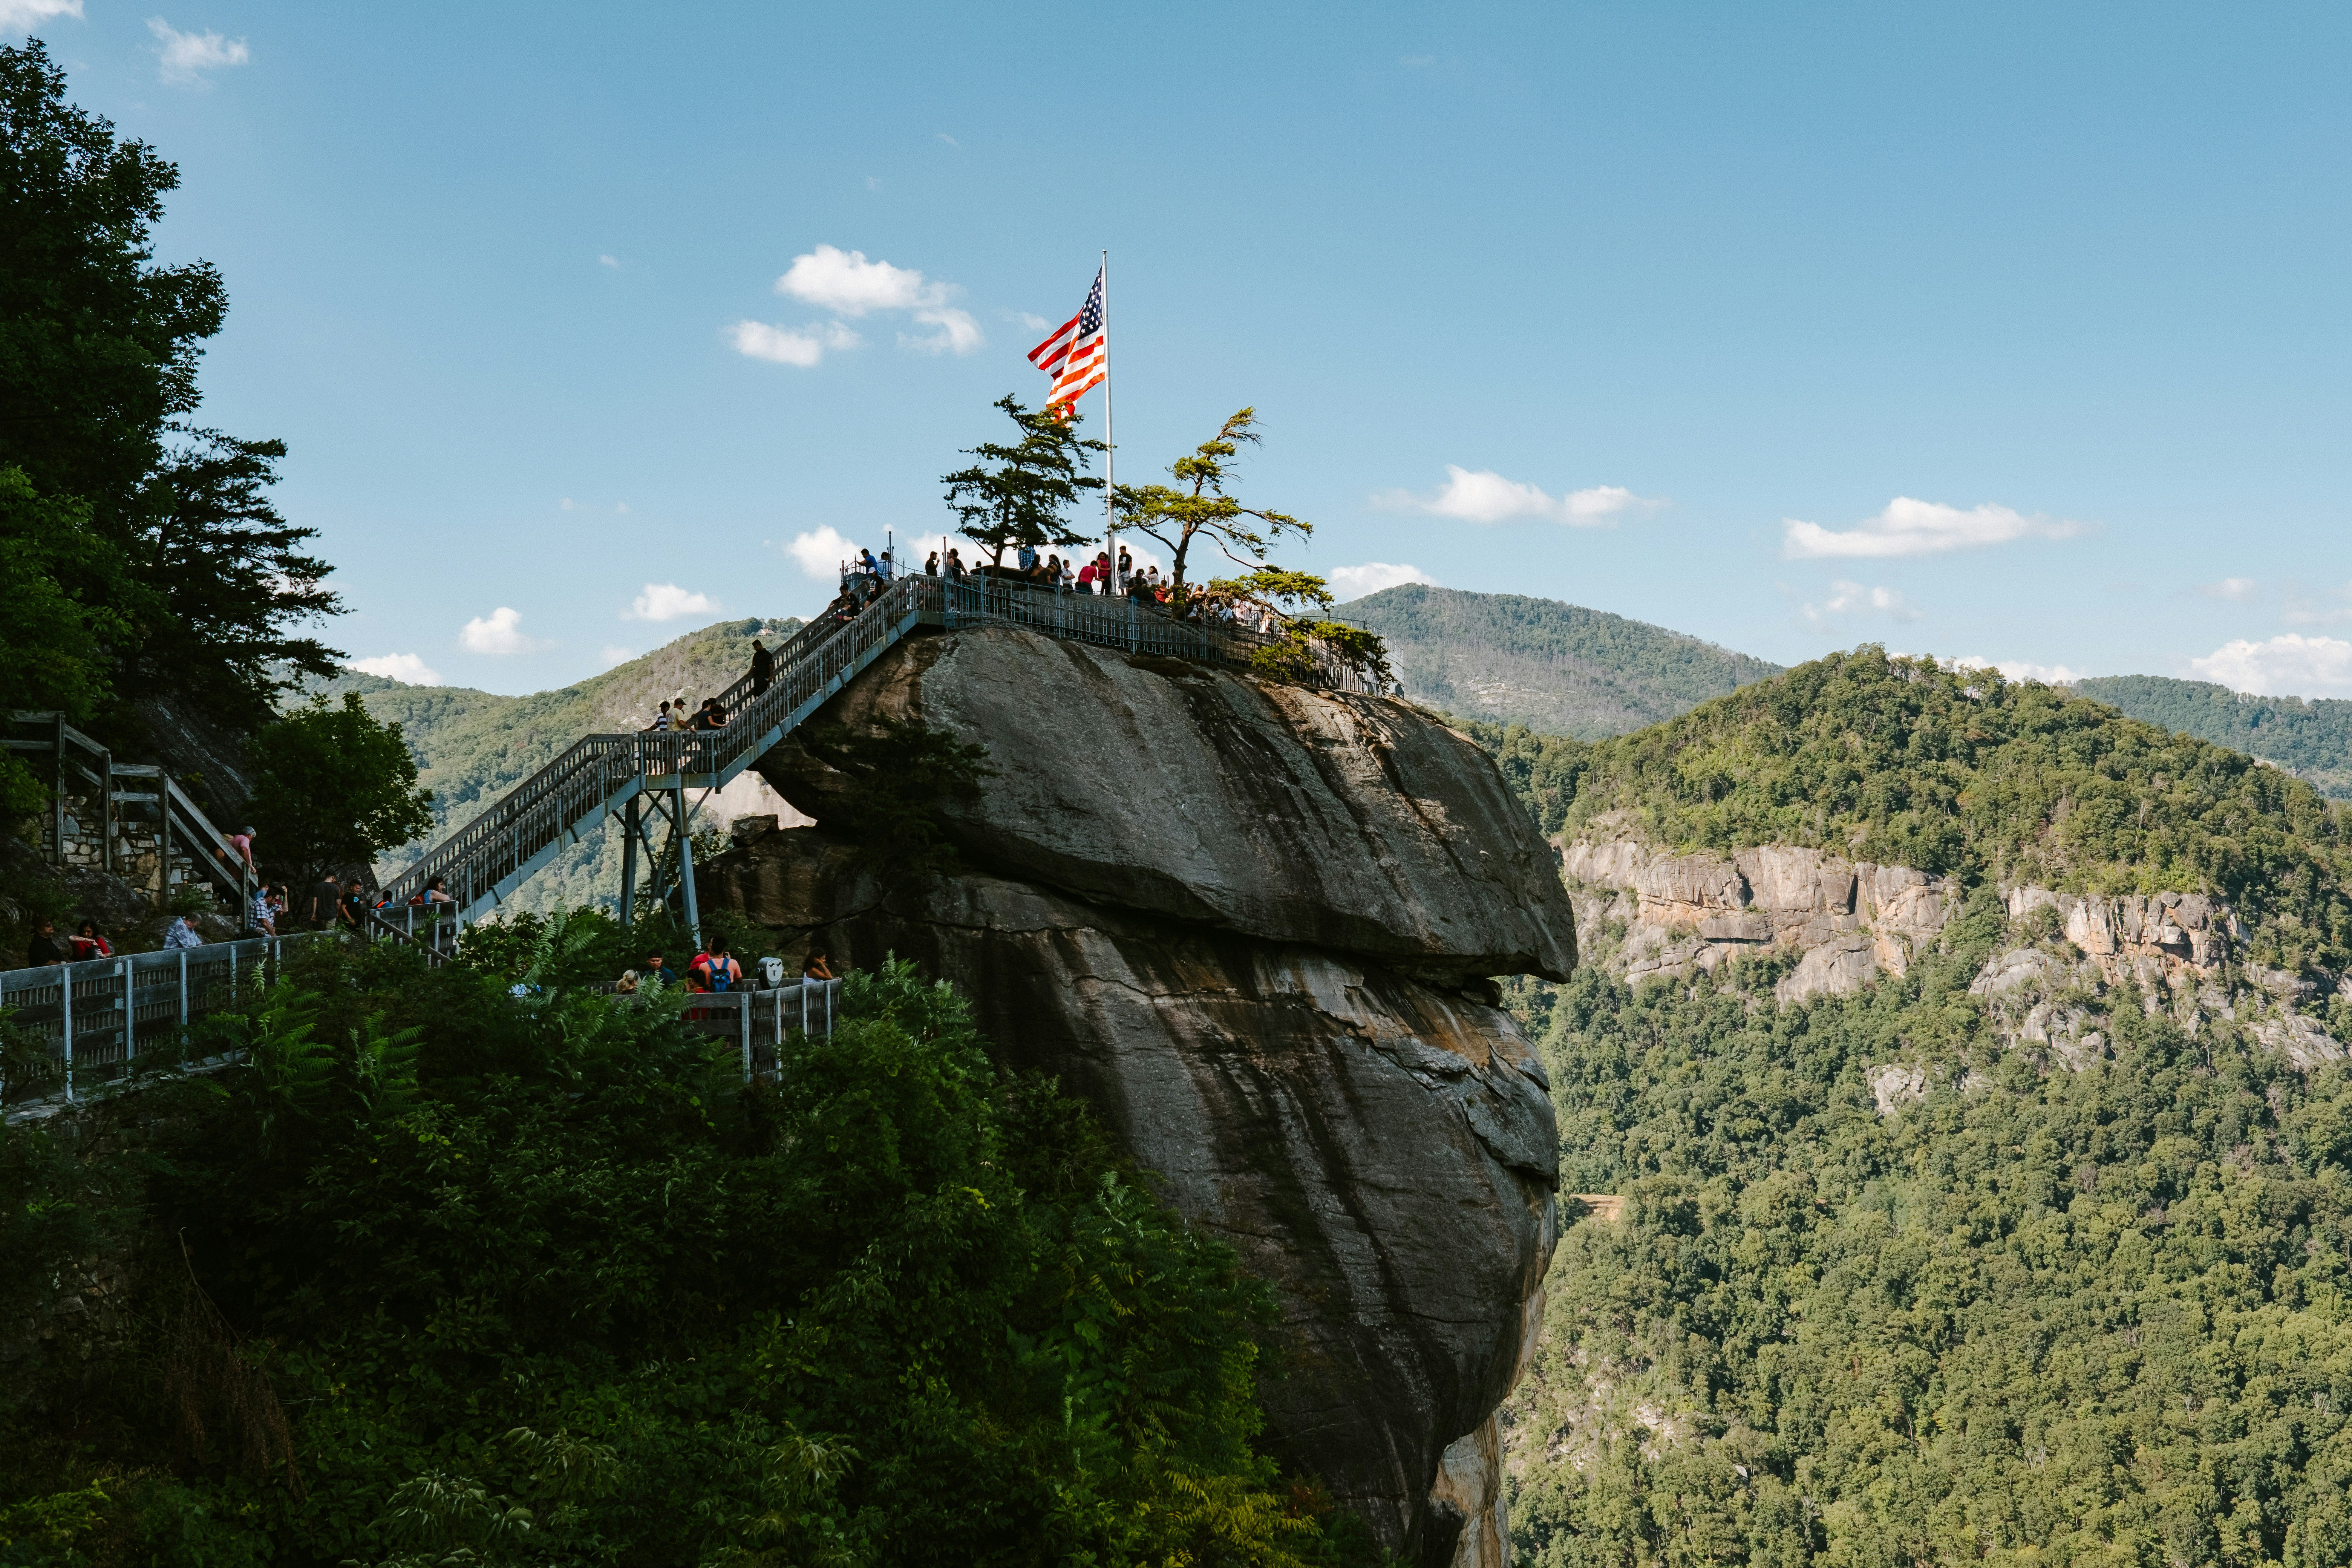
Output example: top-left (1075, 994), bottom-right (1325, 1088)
top-left (692, 938), bottom-right (742, 993)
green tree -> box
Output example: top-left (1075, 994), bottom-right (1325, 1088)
top-left (0, 466), bottom-right (150, 819)
top-left (1115, 408), bottom-right (1309, 599)
top-left (1204, 568), bottom-right (1394, 689)
top-left (0, 39), bottom-right (339, 730)
top-left (941, 394), bottom-right (1106, 570)
top-left (249, 693), bottom-right (434, 887)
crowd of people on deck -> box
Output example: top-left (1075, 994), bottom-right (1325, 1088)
top-left (612, 940), bottom-right (835, 998)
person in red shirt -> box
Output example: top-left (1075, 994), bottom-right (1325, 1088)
top-left (691, 937), bottom-right (743, 992)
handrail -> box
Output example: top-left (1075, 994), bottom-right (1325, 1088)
top-left (378, 572), bottom-right (1386, 917)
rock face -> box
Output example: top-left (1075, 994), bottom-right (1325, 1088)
top-left (1557, 837), bottom-right (1958, 1001)
top-left (708, 626), bottom-right (1574, 1567)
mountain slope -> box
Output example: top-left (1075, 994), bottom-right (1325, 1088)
top-left (1337, 584), bottom-right (1782, 738)
top-left (305, 617), bottom-right (802, 912)
top-left (2078, 673), bottom-right (2352, 800)
top-left (1472, 648), bottom-right (2352, 1564)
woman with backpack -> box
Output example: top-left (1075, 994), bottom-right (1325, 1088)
top-left (692, 938), bottom-right (742, 993)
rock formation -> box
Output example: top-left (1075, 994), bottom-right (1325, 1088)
top-left (701, 626), bottom-right (1574, 1568)
top-left (1559, 826), bottom-right (2346, 1071)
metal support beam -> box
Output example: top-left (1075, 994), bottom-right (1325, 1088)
top-left (619, 793), bottom-right (640, 925)
top-left (675, 782), bottom-right (701, 944)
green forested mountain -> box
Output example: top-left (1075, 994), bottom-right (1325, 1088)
top-left (1337, 584), bottom-right (1782, 739)
top-left (301, 618), bottom-right (798, 910)
top-left (2079, 674), bottom-right (2352, 801)
top-left (1473, 648), bottom-right (2352, 1564)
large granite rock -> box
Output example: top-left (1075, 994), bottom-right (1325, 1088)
top-left (707, 626), bottom-right (1572, 1566)
top-left (755, 628), bottom-right (1576, 982)
top-left (704, 835), bottom-right (1557, 1564)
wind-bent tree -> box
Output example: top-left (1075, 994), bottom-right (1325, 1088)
top-left (1113, 408), bottom-right (1308, 599)
top-left (0, 40), bottom-right (339, 730)
top-left (250, 694), bottom-right (435, 890)
top-left (940, 395), bottom-right (1105, 570)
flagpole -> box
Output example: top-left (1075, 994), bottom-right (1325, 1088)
top-left (1101, 248), bottom-right (1115, 593)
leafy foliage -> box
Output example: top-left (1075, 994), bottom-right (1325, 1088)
top-left (941, 394), bottom-right (1106, 569)
top-left (1115, 408), bottom-right (1308, 598)
top-left (0, 40), bottom-right (337, 733)
top-left (2081, 674), bottom-right (2352, 802)
top-left (1510, 913), bottom-right (2352, 1568)
top-left (1550, 646), bottom-right (2352, 974)
top-left (250, 692), bottom-right (436, 887)
top-left (0, 947), bottom-right (1353, 1565)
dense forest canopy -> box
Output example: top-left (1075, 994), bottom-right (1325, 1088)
top-left (2080, 675), bottom-right (2352, 802)
top-left (1471, 648), bottom-right (2352, 977)
top-left (0, 941), bottom-right (1365, 1565)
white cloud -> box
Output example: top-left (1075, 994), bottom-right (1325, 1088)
top-left (1015, 311), bottom-right (1050, 330)
top-left (1329, 562), bottom-right (1437, 600)
top-left (935, 132), bottom-right (960, 148)
top-left (350, 653), bottom-right (441, 686)
top-left (458, 607), bottom-right (550, 655)
top-left (598, 254), bottom-right (620, 269)
top-left (900, 306), bottom-right (983, 355)
top-left (148, 17), bottom-right (249, 83)
top-left (624, 582), bottom-right (717, 622)
top-left (729, 318), bottom-right (859, 368)
top-left (1, 0), bottom-right (82, 29)
top-left (2195, 577), bottom-right (2259, 603)
top-left (600, 644), bottom-right (636, 668)
top-left (560, 497), bottom-right (577, 511)
top-left (2283, 579), bottom-right (2352, 626)
top-left (1949, 655), bottom-right (2086, 686)
top-left (1373, 466), bottom-right (1660, 526)
top-left (776, 244), bottom-right (944, 316)
top-left (785, 527), bottom-right (860, 579)
top-left (1801, 579), bottom-right (1920, 628)
top-left (1783, 497), bottom-right (2084, 559)
top-left (2188, 634), bottom-right (2352, 697)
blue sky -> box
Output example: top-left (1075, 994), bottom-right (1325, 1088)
top-left (17, 0), bottom-right (2352, 698)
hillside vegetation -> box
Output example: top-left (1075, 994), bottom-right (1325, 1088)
top-left (2080, 674), bottom-right (2352, 801)
top-left (1340, 585), bottom-right (1781, 739)
top-left (0, 945), bottom-right (1359, 1565)
top-left (1463, 647), bottom-right (2352, 1564)
top-left (1514, 647), bottom-right (2350, 974)
top-left (304, 618), bottom-right (798, 911)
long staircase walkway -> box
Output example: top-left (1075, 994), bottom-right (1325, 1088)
top-left (379, 573), bottom-right (1375, 925)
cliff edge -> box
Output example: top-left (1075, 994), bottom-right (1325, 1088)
top-left (701, 626), bottom-right (1576, 1567)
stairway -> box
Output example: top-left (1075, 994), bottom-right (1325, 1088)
top-left (379, 571), bottom-right (1377, 923)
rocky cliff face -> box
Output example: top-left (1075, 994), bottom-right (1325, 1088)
top-left (1559, 828), bottom-right (2347, 1073)
top-left (702, 626), bottom-right (1575, 1567)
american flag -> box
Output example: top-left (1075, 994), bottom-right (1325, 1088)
top-left (1027, 266), bottom-right (1107, 412)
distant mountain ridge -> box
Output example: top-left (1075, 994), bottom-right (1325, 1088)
top-left (1337, 583), bottom-right (1783, 738)
top-left (2076, 674), bottom-right (2352, 800)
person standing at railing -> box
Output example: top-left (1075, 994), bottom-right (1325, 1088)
top-left (338, 879), bottom-right (367, 933)
top-left (249, 887), bottom-right (278, 937)
top-left (1016, 542), bottom-right (1038, 576)
top-left (641, 952), bottom-right (679, 990)
top-left (229, 825), bottom-right (256, 872)
top-left (802, 949), bottom-right (834, 982)
top-left (26, 920), bottom-right (64, 967)
top-left (70, 919), bottom-right (114, 960)
top-left (1116, 546), bottom-right (1133, 594)
top-left (691, 937), bottom-right (742, 992)
top-left (307, 873), bottom-right (341, 928)
top-left (925, 551), bottom-right (940, 576)
top-left (164, 914), bottom-right (202, 949)
top-left (749, 639), bottom-right (773, 697)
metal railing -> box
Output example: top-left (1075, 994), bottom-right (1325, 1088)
top-left (378, 572), bottom-right (1385, 919)
top-left (673, 978), bottom-right (844, 1081)
top-left (0, 934), bottom-right (325, 1102)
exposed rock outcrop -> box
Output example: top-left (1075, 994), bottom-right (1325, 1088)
top-left (707, 626), bottom-right (1574, 1567)
top-left (2003, 886), bottom-right (2240, 991)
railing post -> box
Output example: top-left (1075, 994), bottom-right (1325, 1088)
top-left (179, 948), bottom-right (189, 1043)
top-left (121, 956), bottom-right (133, 1072)
top-left (740, 995), bottom-right (752, 1083)
top-left (60, 960), bottom-right (73, 1102)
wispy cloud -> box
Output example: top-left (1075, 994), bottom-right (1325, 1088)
top-left (1329, 562), bottom-right (1437, 600)
top-left (1783, 497), bottom-right (2084, 559)
top-left (2283, 579), bottom-right (2352, 626)
top-left (1949, 654), bottom-right (2085, 686)
top-left (2189, 634), bottom-right (2352, 697)
top-left (2194, 577), bottom-right (2259, 603)
top-left (1, 0), bottom-right (82, 30)
top-left (148, 17), bottom-right (249, 83)
top-left (1373, 466), bottom-right (1660, 526)
top-left (597, 254), bottom-right (620, 270)
top-left (729, 318), bottom-right (860, 368)
top-left (1801, 579), bottom-right (1920, 629)
top-left (934, 132), bottom-right (960, 148)
top-left (350, 653), bottom-right (441, 686)
top-left (733, 245), bottom-right (983, 363)
top-left (623, 583), bottom-right (717, 622)
top-left (784, 527), bottom-right (859, 579)
top-left (600, 644), bottom-right (636, 668)
top-left (458, 607), bottom-right (550, 655)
